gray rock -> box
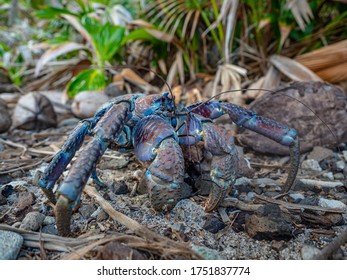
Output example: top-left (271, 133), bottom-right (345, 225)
top-left (245, 192), bottom-right (256, 202)
top-left (43, 216), bottom-right (55, 226)
top-left (0, 193), bottom-right (6, 206)
top-left (289, 193), bottom-right (305, 201)
top-left (96, 210), bottom-right (109, 222)
top-left (301, 245), bottom-right (321, 260)
top-left (335, 160), bottom-right (346, 171)
top-left (20, 212), bottom-right (46, 231)
top-left (343, 151), bottom-right (347, 162)
top-left (191, 245), bottom-right (224, 260)
top-left (58, 118), bottom-right (80, 127)
top-left (203, 215), bottom-right (225, 234)
top-left (254, 178), bottom-right (278, 187)
top-left (0, 230), bottom-right (23, 260)
top-left (78, 204), bottom-right (97, 219)
top-left (334, 173), bottom-right (345, 180)
top-left (41, 225), bottom-right (58, 235)
top-left (301, 159), bottom-right (322, 172)
top-left (322, 172), bottom-right (334, 180)
top-left (112, 181), bottom-right (129, 195)
top-left (99, 157), bottom-right (130, 170)
top-left (307, 146), bottom-right (333, 162)
top-left (245, 204), bottom-right (293, 240)
top-left (318, 198), bottom-right (347, 210)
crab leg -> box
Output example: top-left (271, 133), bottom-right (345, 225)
top-left (133, 115), bottom-right (185, 212)
top-left (189, 101), bottom-right (300, 193)
top-left (34, 105), bottom-right (112, 204)
top-left (35, 120), bottom-right (94, 204)
top-left (55, 102), bottom-right (131, 236)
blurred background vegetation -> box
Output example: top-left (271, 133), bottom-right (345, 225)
top-left (1, 0), bottom-right (347, 104)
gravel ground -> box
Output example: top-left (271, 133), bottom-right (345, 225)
top-left (0, 123), bottom-right (346, 260)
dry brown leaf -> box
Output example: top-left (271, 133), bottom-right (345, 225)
top-left (315, 61), bottom-right (347, 83)
top-left (120, 68), bottom-right (151, 88)
top-left (145, 28), bottom-right (174, 43)
top-left (285, 0), bottom-right (313, 31)
top-left (270, 55), bottom-right (322, 81)
top-left (295, 39), bottom-right (347, 72)
top-left (35, 42), bottom-right (86, 76)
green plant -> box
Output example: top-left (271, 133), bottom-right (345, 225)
top-left (34, 2), bottom-right (129, 97)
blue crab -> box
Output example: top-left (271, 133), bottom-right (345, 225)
top-left (35, 92), bottom-right (300, 236)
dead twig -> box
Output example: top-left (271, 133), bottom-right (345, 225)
top-left (83, 185), bottom-right (202, 259)
top-left (254, 194), bottom-right (345, 214)
top-left (310, 227), bottom-right (347, 260)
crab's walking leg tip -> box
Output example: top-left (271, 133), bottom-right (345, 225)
top-left (282, 136), bottom-right (300, 193)
top-left (55, 195), bottom-right (72, 237)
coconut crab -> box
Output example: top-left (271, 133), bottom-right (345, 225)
top-left (35, 92), bottom-right (300, 236)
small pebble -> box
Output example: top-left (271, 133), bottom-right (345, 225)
top-left (96, 210), bottom-right (108, 222)
top-left (301, 245), bottom-right (321, 260)
top-left (78, 204), bottom-right (97, 219)
top-left (342, 151), bottom-right (347, 162)
top-left (245, 192), bottom-right (256, 202)
top-left (334, 173), bottom-right (345, 180)
top-left (58, 118), bottom-right (80, 127)
top-left (43, 216), bottom-right (55, 226)
top-left (191, 245), bottom-right (224, 260)
top-left (335, 160), bottom-right (346, 171)
top-left (41, 225), bottom-right (58, 235)
top-left (19, 212), bottom-right (45, 231)
top-left (322, 172), bottom-right (334, 180)
top-left (307, 146), bottom-right (333, 162)
top-left (0, 193), bottom-right (6, 206)
top-left (112, 181), bottom-right (129, 195)
top-left (289, 193), bottom-right (305, 201)
top-left (0, 230), bottom-right (23, 260)
top-left (318, 198), bottom-right (347, 210)
top-left (203, 215), bottom-right (225, 234)
top-left (301, 159), bottom-right (322, 172)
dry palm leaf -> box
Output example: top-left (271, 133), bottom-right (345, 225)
top-left (295, 39), bottom-right (347, 71)
top-left (212, 63), bottom-right (247, 105)
top-left (285, 0), bottom-right (313, 31)
top-left (295, 39), bottom-right (347, 83)
top-left (245, 66), bottom-right (281, 99)
top-left (166, 51), bottom-right (185, 86)
top-left (270, 55), bottom-right (322, 81)
top-left (35, 42), bottom-right (86, 76)
top-left (315, 61), bottom-right (347, 83)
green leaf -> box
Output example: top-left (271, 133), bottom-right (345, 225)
top-left (35, 7), bottom-right (77, 19)
top-left (66, 69), bottom-right (106, 98)
top-left (81, 16), bottom-right (125, 64)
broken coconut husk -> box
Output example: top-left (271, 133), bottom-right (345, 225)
top-left (237, 81), bottom-right (347, 155)
top-left (12, 92), bottom-right (57, 130)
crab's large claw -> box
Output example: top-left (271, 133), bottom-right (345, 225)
top-left (189, 101), bottom-right (300, 194)
top-left (221, 102), bottom-right (300, 193)
top-left (54, 102), bottom-right (131, 236)
top-left (133, 115), bottom-right (184, 212)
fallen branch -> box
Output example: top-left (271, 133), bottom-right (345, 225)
top-left (297, 178), bottom-right (344, 188)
